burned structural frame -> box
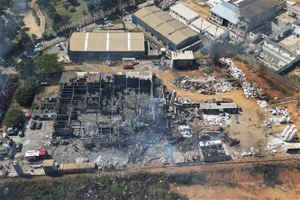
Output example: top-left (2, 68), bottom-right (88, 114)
top-left (54, 72), bottom-right (155, 137)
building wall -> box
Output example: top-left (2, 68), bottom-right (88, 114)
top-left (172, 59), bottom-right (194, 69)
top-left (68, 50), bottom-right (145, 61)
top-left (262, 41), bottom-right (296, 66)
top-left (209, 13), bottom-right (223, 25)
top-left (292, 23), bottom-right (300, 36)
top-left (170, 10), bottom-right (198, 24)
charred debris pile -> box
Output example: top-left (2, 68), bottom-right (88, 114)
top-left (32, 72), bottom-right (239, 166)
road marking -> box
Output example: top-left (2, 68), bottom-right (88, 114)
top-left (128, 32), bottom-right (131, 51)
top-left (84, 33), bottom-right (89, 51)
top-left (106, 32), bottom-right (110, 51)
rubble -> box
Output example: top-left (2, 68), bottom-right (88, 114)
top-left (242, 82), bottom-right (260, 98)
top-left (257, 100), bottom-right (269, 108)
top-left (151, 59), bottom-right (171, 71)
top-left (203, 114), bottom-right (230, 127)
top-left (269, 106), bottom-right (292, 124)
top-left (173, 75), bottom-right (232, 94)
top-left (177, 125), bottom-right (193, 138)
top-left (220, 58), bottom-right (246, 80)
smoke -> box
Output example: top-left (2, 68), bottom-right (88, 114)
top-left (0, 0), bottom-right (29, 58)
top-left (0, 42), bottom-right (13, 58)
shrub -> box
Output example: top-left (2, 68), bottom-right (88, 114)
top-left (69, 6), bottom-right (76, 12)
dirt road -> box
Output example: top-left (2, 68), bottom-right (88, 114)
top-left (22, 0), bottom-right (45, 38)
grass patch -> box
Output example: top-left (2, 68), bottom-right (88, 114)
top-left (250, 164), bottom-right (287, 186)
top-left (54, 0), bottom-right (87, 23)
top-left (112, 18), bottom-right (122, 24)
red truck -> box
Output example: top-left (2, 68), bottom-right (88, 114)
top-left (123, 64), bottom-right (134, 69)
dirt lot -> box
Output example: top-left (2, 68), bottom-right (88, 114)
top-left (169, 164), bottom-right (300, 200)
top-left (181, 0), bottom-right (210, 19)
top-left (233, 59), bottom-right (297, 98)
top-left (23, 11), bottom-right (43, 38)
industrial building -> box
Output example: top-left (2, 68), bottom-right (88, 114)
top-left (190, 18), bottom-right (227, 39)
top-left (209, 0), bottom-right (285, 37)
top-left (132, 6), bottom-right (199, 51)
top-left (256, 19), bottom-right (300, 72)
top-left (170, 3), bottom-right (199, 24)
top-left (68, 32), bottom-right (146, 61)
top-left (171, 51), bottom-right (195, 69)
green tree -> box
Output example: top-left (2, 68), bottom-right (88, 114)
top-left (46, 4), bottom-right (57, 19)
top-left (31, 34), bottom-right (38, 41)
top-left (69, 6), bottom-right (76, 13)
top-left (17, 59), bottom-right (35, 79)
top-left (34, 54), bottom-right (63, 74)
top-left (25, 77), bottom-right (40, 89)
top-left (14, 85), bottom-right (36, 107)
top-left (3, 107), bottom-right (24, 127)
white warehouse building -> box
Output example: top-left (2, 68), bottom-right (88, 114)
top-left (170, 3), bottom-right (199, 24)
top-left (190, 18), bottom-right (228, 40)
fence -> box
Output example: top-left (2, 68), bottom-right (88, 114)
top-left (237, 54), bottom-right (300, 91)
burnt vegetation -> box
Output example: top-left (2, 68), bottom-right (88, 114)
top-left (0, 173), bottom-right (188, 200)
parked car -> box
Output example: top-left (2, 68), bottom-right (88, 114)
top-left (106, 23), bottom-right (114, 27)
top-left (99, 24), bottom-right (106, 28)
top-left (36, 122), bottom-right (42, 130)
top-left (18, 130), bottom-right (24, 137)
top-left (30, 121), bottom-right (37, 130)
top-left (7, 127), bottom-right (17, 135)
top-left (56, 44), bottom-right (63, 51)
top-left (132, 60), bottom-right (139, 65)
top-left (16, 143), bottom-right (23, 152)
top-left (34, 43), bottom-right (43, 48)
top-left (123, 64), bottom-right (134, 69)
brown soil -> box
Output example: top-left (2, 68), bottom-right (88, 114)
top-left (180, 0), bottom-right (210, 18)
top-left (233, 59), bottom-right (297, 98)
top-left (22, 0), bottom-right (45, 38)
top-left (169, 164), bottom-right (300, 200)
top-left (170, 183), bottom-right (300, 199)
top-left (23, 12), bottom-right (43, 38)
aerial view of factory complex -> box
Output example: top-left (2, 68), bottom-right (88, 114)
top-left (1, 0), bottom-right (300, 180)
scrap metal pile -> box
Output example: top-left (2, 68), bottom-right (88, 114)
top-left (220, 58), bottom-right (268, 99)
top-left (151, 58), bottom-right (171, 71)
top-left (173, 76), bottom-right (232, 95)
top-left (269, 106), bottom-right (293, 124)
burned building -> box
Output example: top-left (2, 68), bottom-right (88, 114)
top-left (53, 71), bottom-right (164, 143)
top-left (199, 99), bottom-right (238, 114)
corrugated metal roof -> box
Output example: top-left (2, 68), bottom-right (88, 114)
top-left (69, 32), bottom-right (145, 52)
top-left (211, 2), bottom-right (240, 24)
top-left (133, 6), bottom-right (198, 46)
top-left (237, 0), bottom-right (284, 19)
top-left (170, 3), bottom-right (199, 21)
